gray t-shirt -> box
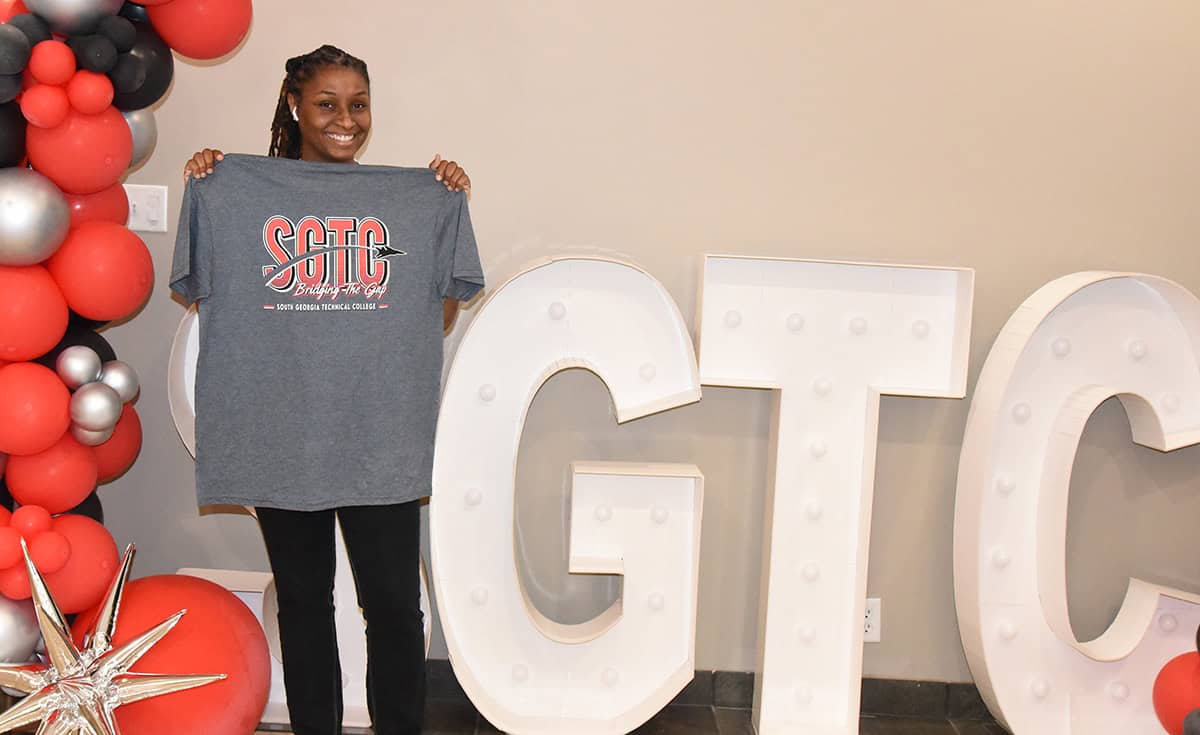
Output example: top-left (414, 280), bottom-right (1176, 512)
top-left (170, 154), bottom-right (484, 510)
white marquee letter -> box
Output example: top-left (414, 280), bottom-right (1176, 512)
top-left (955, 273), bottom-right (1200, 734)
top-left (698, 256), bottom-right (974, 734)
top-left (431, 258), bottom-right (704, 733)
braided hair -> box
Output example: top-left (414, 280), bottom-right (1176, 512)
top-left (269, 45), bottom-right (371, 159)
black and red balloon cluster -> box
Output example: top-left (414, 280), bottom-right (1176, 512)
top-left (0, 0), bottom-right (251, 612)
top-left (1154, 627), bottom-right (1200, 735)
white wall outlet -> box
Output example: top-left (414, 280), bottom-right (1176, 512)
top-left (864, 597), bottom-right (882, 643)
top-left (124, 184), bottom-right (168, 233)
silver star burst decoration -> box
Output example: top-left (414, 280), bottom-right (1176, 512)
top-left (0, 543), bottom-right (225, 735)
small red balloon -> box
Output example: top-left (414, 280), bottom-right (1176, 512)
top-left (0, 507), bottom-right (10, 526)
top-left (1155, 652), bottom-right (1200, 735)
top-left (42, 514), bottom-right (117, 614)
top-left (73, 574), bottom-right (271, 735)
top-left (19, 84), bottom-right (69, 129)
top-left (28, 40), bottom-right (75, 87)
top-left (0, 0), bottom-right (29, 21)
top-left (0, 363), bottom-right (71, 457)
top-left (66, 71), bottom-right (114, 115)
top-left (29, 530), bottom-right (70, 575)
top-left (9, 505), bottom-right (53, 541)
top-left (146, 0), bottom-right (252, 60)
top-left (26, 106), bottom-right (132, 195)
top-left (94, 403), bottom-right (141, 483)
top-left (6, 433), bottom-right (98, 513)
top-left (0, 527), bottom-right (22, 570)
top-left (0, 265), bottom-right (69, 362)
top-left (45, 222), bottom-right (153, 322)
top-left (66, 182), bottom-right (130, 228)
top-left (0, 564), bottom-right (30, 600)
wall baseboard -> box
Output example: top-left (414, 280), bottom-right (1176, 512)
top-left (428, 659), bottom-right (997, 722)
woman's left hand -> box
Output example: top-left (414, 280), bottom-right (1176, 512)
top-left (429, 154), bottom-right (471, 195)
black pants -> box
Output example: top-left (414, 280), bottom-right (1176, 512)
top-left (256, 502), bottom-right (425, 735)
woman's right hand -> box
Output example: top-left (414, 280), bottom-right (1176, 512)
top-left (183, 148), bottom-right (224, 180)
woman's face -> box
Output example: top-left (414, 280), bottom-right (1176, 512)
top-left (289, 66), bottom-right (371, 163)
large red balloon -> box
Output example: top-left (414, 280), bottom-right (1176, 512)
top-left (93, 403), bottom-right (141, 482)
top-left (66, 183), bottom-right (129, 228)
top-left (73, 574), bottom-right (271, 735)
top-left (45, 221), bottom-right (153, 322)
top-left (28, 41), bottom-right (75, 87)
top-left (0, 265), bottom-right (69, 362)
top-left (146, 0), bottom-right (252, 60)
top-left (0, 363), bottom-right (70, 457)
top-left (1155, 652), bottom-right (1200, 735)
top-left (26, 106), bottom-right (132, 195)
top-left (42, 514), bottom-right (117, 614)
top-left (6, 432), bottom-right (98, 513)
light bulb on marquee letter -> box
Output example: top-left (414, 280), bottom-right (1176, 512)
top-left (431, 258), bottom-right (703, 734)
top-left (698, 255), bottom-right (973, 734)
top-left (955, 273), bottom-right (1200, 735)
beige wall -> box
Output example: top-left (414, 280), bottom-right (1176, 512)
top-left (106, 2), bottom-right (1200, 683)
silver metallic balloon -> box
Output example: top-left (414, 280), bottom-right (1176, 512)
top-left (24, 0), bottom-right (123, 35)
top-left (0, 596), bottom-right (39, 665)
top-left (99, 360), bottom-right (139, 403)
top-left (123, 108), bottom-right (158, 170)
top-left (0, 168), bottom-right (69, 266)
top-left (72, 423), bottom-right (114, 446)
top-left (56, 345), bottom-right (103, 390)
top-left (70, 382), bottom-right (122, 432)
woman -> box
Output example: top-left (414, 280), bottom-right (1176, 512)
top-left (180, 45), bottom-right (476, 735)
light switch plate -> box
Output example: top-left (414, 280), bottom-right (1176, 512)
top-left (124, 184), bottom-right (168, 233)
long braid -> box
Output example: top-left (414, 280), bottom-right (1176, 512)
top-left (268, 45), bottom-right (370, 159)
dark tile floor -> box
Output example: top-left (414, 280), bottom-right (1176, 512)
top-left (423, 701), bottom-right (1010, 734)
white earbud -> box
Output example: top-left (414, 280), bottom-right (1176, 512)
top-left (291, 107), bottom-right (299, 122)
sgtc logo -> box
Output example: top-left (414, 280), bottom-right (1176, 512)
top-left (261, 216), bottom-right (404, 300)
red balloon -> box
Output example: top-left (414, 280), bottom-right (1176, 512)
top-left (0, 0), bottom-right (29, 22)
top-left (28, 40), bottom-right (76, 87)
top-left (66, 71), bottom-right (114, 115)
top-left (0, 265), bottom-right (69, 362)
top-left (9, 505), bottom-right (52, 540)
top-left (0, 363), bottom-right (70, 457)
top-left (94, 403), bottom-right (141, 482)
top-left (73, 574), bottom-right (270, 735)
top-left (29, 530), bottom-right (69, 575)
top-left (26, 106), bottom-right (132, 195)
top-left (0, 564), bottom-right (30, 600)
top-left (42, 514), bottom-right (117, 613)
top-left (66, 183), bottom-right (130, 228)
top-left (1155, 652), bottom-right (1200, 735)
top-left (146, 0), bottom-right (252, 60)
top-left (0, 526), bottom-right (22, 569)
top-left (6, 433), bottom-right (98, 513)
top-left (45, 222), bottom-right (153, 322)
top-left (0, 507), bottom-right (10, 526)
top-left (19, 84), bottom-right (69, 129)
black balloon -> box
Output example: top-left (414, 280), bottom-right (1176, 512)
top-left (65, 491), bottom-right (104, 524)
top-left (34, 323), bottom-right (117, 369)
top-left (0, 481), bottom-right (104, 524)
top-left (109, 52), bottom-right (145, 94)
top-left (112, 21), bottom-right (172, 111)
top-left (71, 34), bottom-right (118, 74)
top-left (0, 73), bottom-right (20, 105)
top-left (0, 102), bottom-right (23, 167)
top-left (7, 13), bottom-right (52, 47)
top-left (68, 310), bottom-right (109, 333)
top-left (117, 1), bottom-right (148, 23)
top-left (0, 23), bottom-right (31, 76)
top-left (1185, 709), bottom-right (1200, 735)
top-left (96, 15), bottom-right (135, 53)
